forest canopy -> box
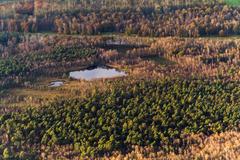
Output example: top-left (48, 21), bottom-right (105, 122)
top-left (1, 0), bottom-right (240, 159)
top-left (1, 79), bottom-right (240, 159)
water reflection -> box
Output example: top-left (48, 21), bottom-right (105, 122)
top-left (69, 67), bottom-right (126, 81)
top-left (49, 81), bottom-right (64, 87)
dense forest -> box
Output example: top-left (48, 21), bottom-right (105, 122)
top-left (0, 1), bottom-right (240, 37)
top-left (0, 33), bottom-right (240, 158)
top-left (1, 79), bottom-right (240, 159)
top-left (1, 0), bottom-right (240, 159)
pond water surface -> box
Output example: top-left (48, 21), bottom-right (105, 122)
top-left (69, 67), bottom-right (126, 81)
top-left (49, 81), bottom-right (64, 87)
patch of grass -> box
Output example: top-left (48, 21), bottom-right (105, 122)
top-left (2, 76), bottom-right (111, 107)
top-left (225, 0), bottom-right (240, 6)
top-left (3, 88), bottom-right (66, 107)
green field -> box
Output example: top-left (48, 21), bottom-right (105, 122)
top-left (225, 0), bottom-right (240, 5)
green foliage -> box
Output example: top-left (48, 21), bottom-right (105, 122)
top-left (24, 47), bottom-right (98, 63)
top-left (225, 0), bottom-right (240, 6)
top-left (1, 79), bottom-right (240, 157)
top-left (0, 58), bottom-right (28, 77)
top-left (0, 47), bottom-right (97, 78)
top-left (3, 148), bottom-right (10, 159)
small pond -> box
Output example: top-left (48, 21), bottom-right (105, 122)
top-left (49, 81), bottom-right (64, 87)
top-left (69, 67), bottom-right (126, 81)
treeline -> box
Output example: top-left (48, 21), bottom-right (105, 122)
top-left (0, 79), bottom-right (239, 159)
top-left (0, 32), bottom-right (20, 46)
top-left (0, 0), bottom-right (226, 17)
top-left (0, 58), bottom-right (28, 77)
top-left (0, 33), bottom-right (148, 58)
top-left (52, 5), bottom-right (240, 37)
top-left (148, 37), bottom-right (238, 56)
top-left (0, 45), bottom-right (103, 91)
top-left (1, 33), bottom-right (240, 82)
top-left (1, 4), bottom-right (240, 37)
top-left (0, 46), bottom-right (100, 78)
top-left (127, 37), bottom-right (240, 80)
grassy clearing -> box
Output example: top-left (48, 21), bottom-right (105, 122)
top-left (225, 0), bottom-right (240, 6)
top-left (1, 76), bottom-right (119, 107)
top-left (3, 88), bottom-right (67, 108)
